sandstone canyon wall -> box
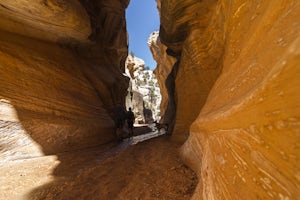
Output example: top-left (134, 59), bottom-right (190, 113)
top-left (148, 31), bottom-right (176, 126)
top-left (0, 0), bottom-right (129, 161)
top-left (157, 0), bottom-right (224, 141)
top-left (156, 0), bottom-right (300, 199)
top-left (1, 0), bottom-right (299, 199)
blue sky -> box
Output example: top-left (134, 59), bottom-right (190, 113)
top-left (126, 0), bottom-right (160, 70)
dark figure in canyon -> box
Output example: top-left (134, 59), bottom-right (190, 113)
top-left (126, 107), bottom-right (135, 137)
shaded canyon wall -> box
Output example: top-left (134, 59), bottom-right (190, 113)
top-left (0, 0), bottom-right (129, 160)
top-left (157, 0), bottom-right (224, 141)
top-left (155, 0), bottom-right (300, 199)
top-left (148, 31), bottom-right (176, 127)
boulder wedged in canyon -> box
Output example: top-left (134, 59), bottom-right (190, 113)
top-left (0, 0), bottom-right (129, 160)
top-left (155, 0), bottom-right (300, 199)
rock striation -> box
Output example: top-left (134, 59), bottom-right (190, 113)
top-left (148, 31), bottom-right (176, 128)
top-left (156, 0), bottom-right (300, 199)
top-left (1, 0), bottom-right (299, 199)
top-left (158, 0), bottom-right (224, 142)
top-left (0, 0), bottom-right (130, 160)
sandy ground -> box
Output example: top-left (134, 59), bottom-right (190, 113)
top-left (0, 127), bottom-right (197, 200)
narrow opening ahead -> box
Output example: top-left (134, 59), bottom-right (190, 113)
top-left (125, 0), bottom-right (162, 125)
top-left (126, 0), bottom-right (159, 70)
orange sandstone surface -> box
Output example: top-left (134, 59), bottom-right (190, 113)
top-left (0, 0), bottom-right (129, 160)
top-left (155, 0), bottom-right (300, 199)
top-left (0, 0), bottom-right (299, 200)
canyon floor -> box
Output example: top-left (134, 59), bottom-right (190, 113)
top-left (0, 126), bottom-right (198, 200)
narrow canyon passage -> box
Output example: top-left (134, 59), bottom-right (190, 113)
top-left (0, 1), bottom-right (299, 200)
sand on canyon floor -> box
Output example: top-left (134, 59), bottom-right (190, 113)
top-left (0, 126), bottom-right (197, 200)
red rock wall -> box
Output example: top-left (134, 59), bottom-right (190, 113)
top-left (0, 0), bottom-right (129, 160)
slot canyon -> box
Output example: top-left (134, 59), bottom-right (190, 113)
top-left (0, 0), bottom-right (299, 199)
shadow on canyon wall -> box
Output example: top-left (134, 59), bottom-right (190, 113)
top-left (0, 30), bottom-right (126, 199)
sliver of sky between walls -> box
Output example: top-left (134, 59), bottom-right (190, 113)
top-left (126, 0), bottom-right (160, 70)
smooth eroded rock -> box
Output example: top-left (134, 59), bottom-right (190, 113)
top-left (178, 1), bottom-right (300, 199)
top-left (0, 0), bottom-right (129, 160)
top-left (156, 0), bottom-right (300, 199)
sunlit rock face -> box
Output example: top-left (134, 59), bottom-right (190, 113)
top-left (148, 31), bottom-right (176, 125)
top-left (125, 54), bottom-right (161, 123)
top-left (157, 0), bottom-right (300, 199)
top-left (0, 0), bottom-right (129, 160)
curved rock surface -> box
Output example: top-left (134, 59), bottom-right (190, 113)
top-left (156, 0), bottom-right (300, 199)
top-left (0, 0), bottom-right (91, 43)
top-left (159, 0), bottom-right (224, 142)
top-left (0, 0), bottom-right (299, 199)
top-left (148, 31), bottom-right (176, 125)
top-left (0, 0), bottom-right (129, 160)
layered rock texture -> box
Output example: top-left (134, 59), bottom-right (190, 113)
top-left (148, 31), bottom-right (176, 126)
top-left (125, 54), bottom-right (161, 123)
top-left (0, 0), bottom-right (129, 160)
top-left (1, 0), bottom-right (300, 199)
top-left (155, 0), bottom-right (300, 199)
